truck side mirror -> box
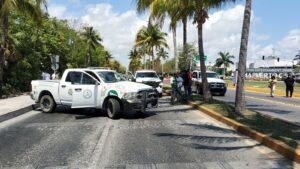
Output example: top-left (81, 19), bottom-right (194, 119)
top-left (95, 81), bottom-right (100, 85)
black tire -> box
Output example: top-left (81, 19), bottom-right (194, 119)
top-left (107, 98), bottom-right (121, 119)
top-left (40, 95), bottom-right (56, 113)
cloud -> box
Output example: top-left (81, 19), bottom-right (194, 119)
top-left (48, 4), bottom-right (67, 18)
top-left (81, 4), bottom-right (147, 67)
top-left (48, 2), bottom-right (300, 69)
top-left (276, 29), bottom-right (300, 58)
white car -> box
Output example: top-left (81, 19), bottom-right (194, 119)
top-left (133, 70), bottom-right (163, 97)
top-left (31, 68), bottom-right (158, 119)
top-left (191, 70), bottom-right (227, 96)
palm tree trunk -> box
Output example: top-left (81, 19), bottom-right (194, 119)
top-left (197, 22), bottom-right (212, 102)
top-left (183, 17), bottom-right (188, 69)
top-left (172, 27), bottom-right (178, 73)
top-left (0, 15), bottom-right (9, 98)
top-left (152, 47), bottom-right (155, 70)
top-left (235, 0), bottom-right (252, 115)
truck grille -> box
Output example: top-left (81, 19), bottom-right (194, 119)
top-left (142, 81), bottom-right (160, 88)
top-left (209, 83), bottom-right (225, 88)
top-left (137, 89), bottom-right (158, 99)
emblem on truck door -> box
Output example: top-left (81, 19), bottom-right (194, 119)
top-left (83, 89), bottom-right (93, 99)
top-left (68, 88), bottom-right (73, 96)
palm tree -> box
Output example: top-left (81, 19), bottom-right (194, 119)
top-left (81, 26), bottom-right (102, 67)
top-left (0, 0), bottom-right (46, 97)
top-left (135, 23), bottom-right (168, 69)
top-left (129, 48), bottom-right (142, 60)
top-left (136, 0), bottom-right (192, 72)
top-left (215, 52), bottom-right (235, 78)
top-left (235, 0), bottom-right (252, 115)
top-left (179, 0), bottom-right (236, 102)
top-left (156, 48), bottom-right (168, 61)
top-left (148, 0), bottom-right (180, 72)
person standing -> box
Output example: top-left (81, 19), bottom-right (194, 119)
top-left (268, 75), bottom-right (277, 97)
top-left (187, 69), bottom-right (193, 96)
top-left (284, 74), bottom-right (295, 98)
top-left (183, 70), bottom-right (190, 98)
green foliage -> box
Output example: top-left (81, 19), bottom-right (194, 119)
top-left (2, 12), bottom-right (124, 95)
top-left (294, 67), bottom-right (300, 73)
top-left (178, 43), bottom-right (197, 71)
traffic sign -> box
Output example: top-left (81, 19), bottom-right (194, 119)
top-left (51, 55), bottom-right (59, 71)
top-left (195, 55), bottom-right (207, 61)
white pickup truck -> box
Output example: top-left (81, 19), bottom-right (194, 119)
top-left (191, 70), bottom-right (227, 96)
top-left (31, 68), bottom-right (159, 119)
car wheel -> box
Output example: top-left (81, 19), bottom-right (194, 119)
top-left (107, 98), bottom-right (121, 119)
top-left (40, 95), bottom-right (56, 113)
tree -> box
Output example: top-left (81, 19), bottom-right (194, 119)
top-left (81, 26), bottom-right (102, 67)
top-left (136, 0), bottom-right (191, 72)
top-left (180, 0), bottom-right (236, 102)
top-left (135, 23), bottom-right (168, 69)
top-left (215, 51), bottom-right (235, 78)
top-left (0, 0), bottom-right (46, 97)
top-left (235, 0), bottom-right (252, 115)
top-left (148, 0), bottom-right (180, 72)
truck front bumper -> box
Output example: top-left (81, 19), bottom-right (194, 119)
top-left (121, 90), bottom-right (159, 112)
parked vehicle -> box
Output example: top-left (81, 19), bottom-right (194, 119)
top-left (133, 70), bottom-right (163, 97)
top-left (295, 73), bottom-right (300, 83)
top-left (31, 68), bottom-right (159, 119)
top-left (191, 70), bottom-right (227, 96)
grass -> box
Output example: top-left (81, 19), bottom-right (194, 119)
top-left (187, 94), bottom-right (300, 149)
top-left (225, 80), bottom-right (300, 93)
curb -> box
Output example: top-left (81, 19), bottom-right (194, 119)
top-left (0, 104), bottom-right (35, 123)
top-left (187, 101), bottom-right (300, 164)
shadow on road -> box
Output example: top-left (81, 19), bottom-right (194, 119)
top-left (153, 123), bottom-right (260, 151)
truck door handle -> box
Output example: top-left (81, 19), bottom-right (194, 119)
top-left (74, 88), bottom-right (82, 92)
top-left (61, 85), bottom-right (66, 88)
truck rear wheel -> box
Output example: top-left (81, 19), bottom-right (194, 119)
top-left (107, 98), bottom-right (120, 119)
top-left (40, 95), bottom-right (56, 113)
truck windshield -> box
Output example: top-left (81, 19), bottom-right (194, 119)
top-left (136, 72), bottom-right (158, 78)
top-left (207, 73), bottom-right (218, 78)
top-left (97, 71), bottom-right (126, 83)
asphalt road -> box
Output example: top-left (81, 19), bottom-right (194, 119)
top-left (215, 89), bottom-right (300, 126)
top-left (0, 97), bottom-right (297, 169)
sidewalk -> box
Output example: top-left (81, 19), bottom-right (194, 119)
top-left (0, 95), bottom-right (34, 122)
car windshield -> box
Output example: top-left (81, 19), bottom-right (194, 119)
top-left (136, 72), bottom-right (158, 78)
top-left (97, 71), bottom-right (126, 83)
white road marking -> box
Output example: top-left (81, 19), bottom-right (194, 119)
top-left (88, 120), bottom-right (112, 169)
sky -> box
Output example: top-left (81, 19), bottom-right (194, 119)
top-left (47, 0), bottom-right (300, 68)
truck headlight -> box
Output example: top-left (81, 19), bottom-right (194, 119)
top-left (123, 92), bottom-right (137, 99)
top-left (159, 82), bottom-right (163, 88)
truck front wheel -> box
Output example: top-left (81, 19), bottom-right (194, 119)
top-left (40, 95), bottom-right (56, 113)
top-left (107, 98), bottom-right (121, 119)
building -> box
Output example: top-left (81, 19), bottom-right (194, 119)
top-left (246, 53), bottom-right (300, 79)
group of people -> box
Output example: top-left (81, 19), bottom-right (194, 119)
top-left (268, 74), bottom-right (295, 98)
top-left (170, 70), bottom-right (193, 104)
